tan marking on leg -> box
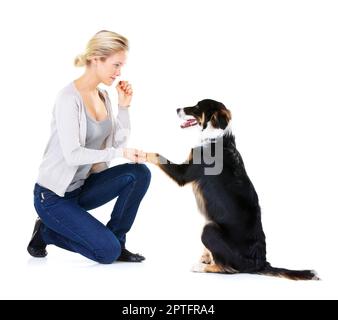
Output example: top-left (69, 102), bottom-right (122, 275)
top-left (192, 182), bottom-right (207, 216)
top-left (203, 263), bottom-right (224, 273)
top-left (204, 262), bottom-right (238, 274)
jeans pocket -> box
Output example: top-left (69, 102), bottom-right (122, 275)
top-left (39, 189), bottom-right (60, 207)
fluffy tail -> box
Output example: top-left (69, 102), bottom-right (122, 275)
top-left (259, 264), bottom-right (319, 281)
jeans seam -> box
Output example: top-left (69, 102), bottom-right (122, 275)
top-left (83, 173), bottom-right (136, 192)
top-left (80, 173), bottom-right (136, 210)
top-left (112, 177), bottom-right (137, 229)
top-left (42, 206), bottom-right (97, 253)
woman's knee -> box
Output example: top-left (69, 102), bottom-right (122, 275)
top-left (94, 235), bottom-right (121, 264)
top-left (133, 164), bottom-right (151, 184)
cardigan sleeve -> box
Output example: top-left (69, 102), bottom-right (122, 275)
top-left (55, 93), bottom-right (123, 166)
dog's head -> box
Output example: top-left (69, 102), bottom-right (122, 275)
top-left (177, 99), bottom-right (232, 131)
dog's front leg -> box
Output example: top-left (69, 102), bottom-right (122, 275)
top-left (147, 152), bottom-right (198, 186)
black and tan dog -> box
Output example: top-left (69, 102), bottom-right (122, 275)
top-left (147, 99), bottom-right (318, 280)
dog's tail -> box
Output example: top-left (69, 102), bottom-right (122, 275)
top-left (258, 263), bottom-right (319, 281)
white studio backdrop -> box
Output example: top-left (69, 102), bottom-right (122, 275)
top-left (0, 0), bottom-right (337, 299)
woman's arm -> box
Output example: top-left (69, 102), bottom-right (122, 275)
top-left (112, 105), bottom-right (131, 149)
top-left (106, 81), bottom-right (132, 149)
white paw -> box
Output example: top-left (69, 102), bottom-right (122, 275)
top-left (311, 270), bottom-right (321, 281)
top-left (191, 262), bottom-right (206, 273)
top-left (200, 254), bottom-right (212, 264)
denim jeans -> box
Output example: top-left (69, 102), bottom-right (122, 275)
top-left (33, 163), bottom-right (151, 264)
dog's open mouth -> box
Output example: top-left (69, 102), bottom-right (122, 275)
top-left (180, 118), bottom-right (198, 129)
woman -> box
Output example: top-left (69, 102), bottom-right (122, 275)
top-left (27, 30), bottom-right (151, 264)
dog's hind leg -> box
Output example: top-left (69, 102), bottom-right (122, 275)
top-left (193, 223), bottom-right (238, 273)
top-left (199, 222), bottom-right (259, 273)
top-left (201, 222), bottom-right (237, 267)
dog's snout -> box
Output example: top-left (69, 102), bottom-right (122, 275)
top-left (177, 108), bottom-right (186, 119)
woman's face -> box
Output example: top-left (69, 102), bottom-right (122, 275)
top-left (95, 50), bottom-right (127, 86)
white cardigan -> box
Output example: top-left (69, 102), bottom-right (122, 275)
top-left (37, 82), bottom-right (130, 196)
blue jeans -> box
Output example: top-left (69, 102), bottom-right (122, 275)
top-left (33, 163), bottom-right (151, 264)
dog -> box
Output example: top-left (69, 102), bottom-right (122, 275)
top-left (147, 99), bottom-right (318, 280)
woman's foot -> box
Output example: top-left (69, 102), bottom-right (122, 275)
top-left (27, 218), bottom-right (48, 258)
top-left (117, 248), bottom-right (145, 262)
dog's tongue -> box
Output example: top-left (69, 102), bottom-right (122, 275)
top-left (181, 118), bottom-right (198, 128)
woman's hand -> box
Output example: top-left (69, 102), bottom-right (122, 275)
top-left (116, 80), bottom-right (133, 107)
top-left (123, 148), bottom-right (147, 163)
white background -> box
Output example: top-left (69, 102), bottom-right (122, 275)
top-left (0, 0), bottom-right (337, 300)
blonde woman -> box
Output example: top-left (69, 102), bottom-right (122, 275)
top-left (28, 30), bottom-right (151, 263)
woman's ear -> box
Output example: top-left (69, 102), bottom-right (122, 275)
top-left (89, 56), bottom-right (99, 67)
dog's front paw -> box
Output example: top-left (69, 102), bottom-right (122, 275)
top-left (191, 262), bottom-right (206, 273)
top-left (146, 153), bottom-right (160, 165)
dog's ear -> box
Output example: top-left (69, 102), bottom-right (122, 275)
top-left (219, 102), bottom-right (232, 120)
top-left (220, 108), bottom-right (232, 121)
top-left (211, 105), bottom-right (232, 129)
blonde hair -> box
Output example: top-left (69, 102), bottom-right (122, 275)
top-left (74, 30), bottom-right (129, 67)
